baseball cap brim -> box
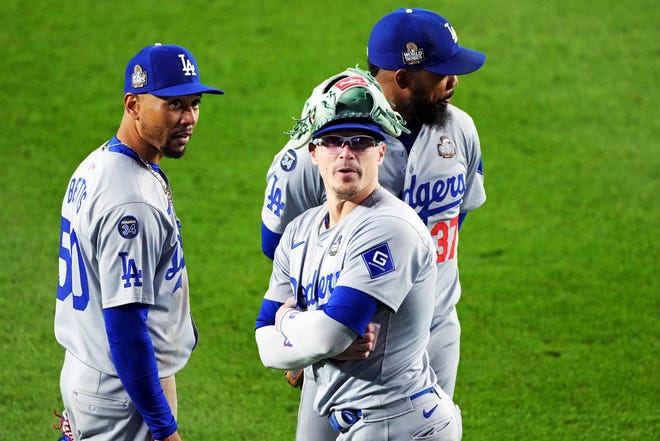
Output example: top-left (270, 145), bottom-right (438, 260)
top-left (151, 83), bottom-right (224, 97)
top-left (313, 120), bottom-right (385, 140)
top-left (423, 46), bottom-right (486, 75)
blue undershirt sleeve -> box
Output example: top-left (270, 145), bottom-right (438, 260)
top-left (323, 286), bottom-right (379, 336)
top-left (104, 304), bottom-right (177, 440)
top-left (255, 299), bottom-right (284, 329)
top-left (261, 222), bottom-right (283, 260)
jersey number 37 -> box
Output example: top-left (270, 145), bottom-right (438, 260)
top-left (431, 216), bottom-right (459, 263)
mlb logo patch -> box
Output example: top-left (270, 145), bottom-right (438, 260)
top-left (361, 243), bottom-right (395, 279)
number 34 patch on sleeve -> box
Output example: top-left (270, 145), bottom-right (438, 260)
top-left (118, 215), bottom-right (139, 239)
top-left (361, 243), bottom-right (395, 279)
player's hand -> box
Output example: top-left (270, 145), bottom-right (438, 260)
top-left (274, 297), bottom-right (297, 331)
top-left (154, 430), bottom-right (182, 441)
top-left (333, 322), bottom-right (379, 361)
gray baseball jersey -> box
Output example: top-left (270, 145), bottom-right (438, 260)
top-left (400, 107), bottom-right (486, 318)
top-left (265, 187), bottom-right (438, 416)
top-left (55, 141), bottom-right (196, 377)
top-left (262, 104), bottom-right (485, 323)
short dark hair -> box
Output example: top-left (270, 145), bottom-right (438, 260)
top-left (367, 60), bottom-right (380, 77)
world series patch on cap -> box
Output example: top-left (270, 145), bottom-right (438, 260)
top-left (368, 8), bottom-right (486, 75)
top-left (124, 43), bottom-right (224, 97)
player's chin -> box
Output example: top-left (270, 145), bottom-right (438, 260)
top-left (162, 143), bottom-right (187, 159)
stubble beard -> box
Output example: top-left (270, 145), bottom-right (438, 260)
top-left (332, 181), bottom-right (361, 201)
top-left (140, 120), bottom-right (186, 159)
top-left (161, 144), bottom-right (186, 159)
top-left (331, 170), bottom-right (364, 201)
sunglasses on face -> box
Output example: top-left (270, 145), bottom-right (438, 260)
top-left (311, 135), bottom-right (380, 154)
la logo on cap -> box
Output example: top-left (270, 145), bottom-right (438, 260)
top-left (444, 22), bottom-right (459, 43)
top-left (131, 65), bottom-right (147, 88)
top-left (178, 54), bottom-right (197, 76)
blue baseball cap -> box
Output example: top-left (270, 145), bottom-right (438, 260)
top-left (124, 43), bottom-right (224, 97)
top-left (368, 8), bottom-right (486, 75)
top-left (312, 118), bottom-right (385, 141)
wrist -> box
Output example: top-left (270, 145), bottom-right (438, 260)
top-left (277, 308), bottom-right (299, 333)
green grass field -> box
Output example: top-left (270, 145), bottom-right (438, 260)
top-left (1, 0), bottom-right (658, 439)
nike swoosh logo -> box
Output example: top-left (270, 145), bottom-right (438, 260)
top-left (292, 240), bottom-right (306, 249)
top-left (423, 404), bottom-right (439, 419)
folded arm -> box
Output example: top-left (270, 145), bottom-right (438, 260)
top-left (255, 286), bottom-right (379, 370)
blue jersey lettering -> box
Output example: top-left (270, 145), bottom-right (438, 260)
top-left (66, 178), bottom-right (87, 214)
top-left (403, 174), bottom-right (466, 223)
top-left (57, 216), bottom-right (90, 311)
top-left (119, 252), bottom-right (143, 288)
top-left (290, 268), bottom-right (342, 310)
top-left (266, 175), bottom-right (285, 217)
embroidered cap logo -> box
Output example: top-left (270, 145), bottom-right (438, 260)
top-left (402, 42), bottom-right (425, 65)
top-left (444, 22), bottom-right (459, 43)
top-left (131, 65), bottom-right (147, 88)
top-left (178, 54), bottom-right (197, 76)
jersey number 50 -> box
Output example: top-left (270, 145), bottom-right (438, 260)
top-left (57, 216), bottom-right (90, 311)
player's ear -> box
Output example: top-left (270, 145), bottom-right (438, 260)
top-left (376, 142), bottom-right (386, 164)
top-left (309, 142), bottom-right (320, 164)
top-left (124, 93), bottom-right (140, 119)
top-left (394, 69), bottom-right (408, 89)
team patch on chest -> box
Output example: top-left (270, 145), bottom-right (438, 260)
top-left (437, 135), bottom-right (456, 158)
top-left (328, 234), bottom-right (342, 256)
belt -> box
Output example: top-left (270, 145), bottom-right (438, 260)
top-left (328, 386), bottom-right (437, 432)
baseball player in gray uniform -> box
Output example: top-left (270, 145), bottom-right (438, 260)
top-left (255, 96), bottom-right (463, 439)
top-left (54, 43), bottom-right (223, 441)
top-left (260, 8), bottom-right (485, 440)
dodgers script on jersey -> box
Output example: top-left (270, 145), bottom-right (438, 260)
top-left (265, 188), bottom-right (438, 416)
top-left (55, 141), bottom-right (197, 377)
top-left (262, 104), bottom-right (485, 322)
